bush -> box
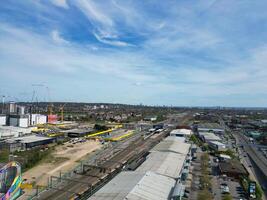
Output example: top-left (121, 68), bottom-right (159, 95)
top-left (222, 194), bottom-right (232, 200)
top-left (198, 189), bottom-right (213, 200)
top-left (0, 149), bottom-right (9, 163)
top-left (255, 183), bottom-right (263, 200)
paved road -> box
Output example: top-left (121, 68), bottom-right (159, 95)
top-left (234, 131), bottom-right (267, 200)
top-left (236, 132), bottom-right (267, 177)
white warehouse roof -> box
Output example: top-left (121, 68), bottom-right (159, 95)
top-left (89, 172), bottom-right (145, 200)
top-left (125, 171), bottom-right (175, 200)
top-left (89, 171), bottom-right (175, 200)
top-left (151, 136), bottom-right (191, 155)
top-left (170, 129), bottom-right (192, 136)
top-left (136, 151), bottom-right (186, 179)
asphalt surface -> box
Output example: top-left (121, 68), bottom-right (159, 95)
top-left (234, 131), bottom-right (267, 199)
top-left (235, 132), bottom-right (267, 177)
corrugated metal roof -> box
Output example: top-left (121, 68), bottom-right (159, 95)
top-left (125, 171), bottom-right (175, 200)
top-left (136, 151), bottom-right (186, 178)
top-left (88, 136), bottom-right (190, 200)
top-left (150, 136), bottom-right (191, 155)
top-left (89, 172), bottom-right (145, 200)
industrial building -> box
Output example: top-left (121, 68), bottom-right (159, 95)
top-left (89, 171), bottom-right (175, 200)
top-left (9, 115), bottom-right (29, 128)
top-left (198, 132), bottom-right (222, 142)
top-left (89, 136), bottom-right (192, 200)
top-left (208, 141), bottom-right (227, 151)
top-left (67, 128), bottom-right (94, 138)
top-left (197, 123), bottom-right (225, 134)
top-left (0, 115), bottom-right (6, 125)
top-left (3, 135), bottom-right (54, 151)
top-left (0, 126), bottom-right (32, 139)
top-left (30, 114), bottom-right (47, 126)
top-left (170, 129), bottom-right (192, 137)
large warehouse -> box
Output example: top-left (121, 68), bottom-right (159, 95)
top-left (89, 136), bottom-right (192, 200)
top-left (3, 135), bottom-right (54, 151)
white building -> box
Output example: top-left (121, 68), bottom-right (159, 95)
top-left (170, 129), bottom-right (192, 137)
top-left (0, 115), bottom-right (6, 125)
top-left (9, 115), bottom-right (29, 128)
top-left (199, 132), bottom-right (222, 142)
top-left (208, 141), bottom-right (227, 151)
top-left (30, 114), bottom-right (47, 126)
top-left (0, 126), bottom-right (32, 138)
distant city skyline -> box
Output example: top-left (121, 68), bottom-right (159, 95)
top-left (1, 0), bottom-right (267, 107)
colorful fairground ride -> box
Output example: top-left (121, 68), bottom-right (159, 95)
top-left (0, 161), bottom-right (22, 200)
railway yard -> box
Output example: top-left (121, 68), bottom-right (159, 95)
top-left (35, 129), bottom-right (169, 199)
top-left (2, 106), bottom-right (267, 200)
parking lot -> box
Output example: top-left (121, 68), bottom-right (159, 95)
top-left (210, 154), bottom-right (247, 200)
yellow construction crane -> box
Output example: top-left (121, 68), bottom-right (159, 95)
top-left (48, 103), bottom-right (54, 115)
top-left (59, 103), bottom-right (66, 122)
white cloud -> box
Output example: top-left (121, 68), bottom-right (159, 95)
top-left (51, 30), bottom-right (69, 45)
top-left (75, 0), bottom-right (114, 35)
top-left (50, 0), bottom-right (69, 9)
top-left (93, 31), bottom-right (130, 47)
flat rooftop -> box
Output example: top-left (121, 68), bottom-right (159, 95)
top-left (6, 135), bottom-right (52, 144)
top-left (170, 129), bottom-right (192, 135)
top-left (208, 141), bottom-right (226, 146)
top-left (199, 132), bottom-right (222, 141)
top-left (198, 123), bottom-right (224, 130)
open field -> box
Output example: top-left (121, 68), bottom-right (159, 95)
top-left (22, 140), bottom-right (101, 186)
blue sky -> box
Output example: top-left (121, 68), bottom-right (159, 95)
top-left (0, 0), bottom-right (267, 107)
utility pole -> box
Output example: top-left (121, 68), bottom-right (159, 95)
top-left (1, 95), bottom-right (5, 114)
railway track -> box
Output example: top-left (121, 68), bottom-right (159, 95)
top-left (36, 130), bottom-right (169, 200)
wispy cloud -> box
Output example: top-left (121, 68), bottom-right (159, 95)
top-left (51, 30), bottom-right (69, 45)
top-left (50, 0), bottom-right (69, 9)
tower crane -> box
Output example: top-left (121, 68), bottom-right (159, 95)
top-left (59, 103), bottom-right (67, 122)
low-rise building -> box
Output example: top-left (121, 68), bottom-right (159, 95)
top-left (30, 114), bottom-right (47, 126)
top-left (144, 116), bottom-right (157, 121)
top-left (199, 132), bottom-right (222, 142)
top-left (0, 126), bottom-right (32, 139)
top-left (9, 115), bottom-right (29, 128)
top-left (67, 128), bottom-right (94, 138)
top-left (89, 136), bottom-right (192, 200)
top-left (3, 135), bottom-right (54, 151)
top-left (0, 115), bottom-right (6, 126)
top-left (208, 141), bottom-right (227, 151)
top-left (198, 123), bottom-right (225, 134)
top-left (170, 129), bottom-right (192, 137)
